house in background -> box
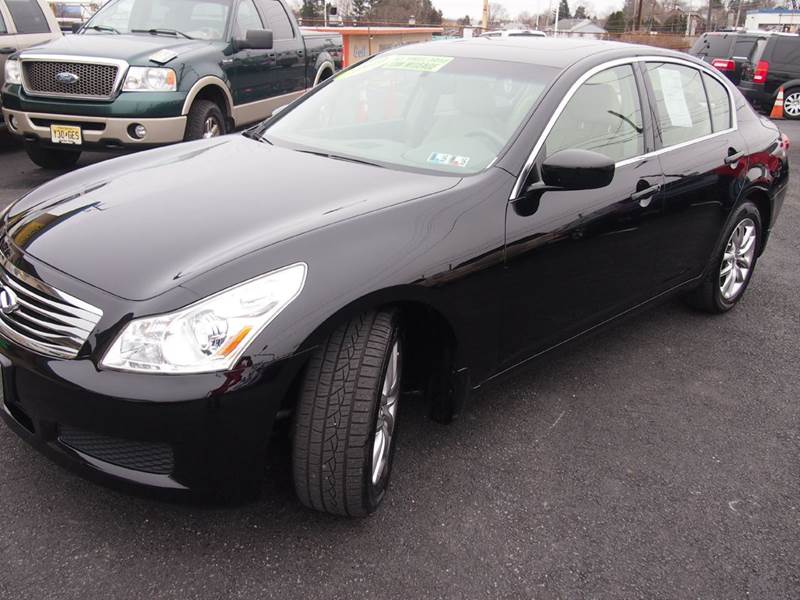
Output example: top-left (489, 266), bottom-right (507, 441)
top-left (549, 18), bottom-right (607, 38)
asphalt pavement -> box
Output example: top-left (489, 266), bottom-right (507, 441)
top-left (0, 123), bottom-right (798, 600)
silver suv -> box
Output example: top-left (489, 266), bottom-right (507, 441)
top-left (0, 0), bottom-right (61, 129)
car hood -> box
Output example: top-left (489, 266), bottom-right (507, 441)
top-left (18, 33), bottom-right (221, 65)
top-left (5, 136), bottom-right (459, 301)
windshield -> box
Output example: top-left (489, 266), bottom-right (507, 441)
top-left (262, 55), bottom-right (558, 175)
top-left (85, 0), bottom-right (232, 41)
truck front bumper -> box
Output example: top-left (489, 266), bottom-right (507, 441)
top-left (2, 108), bottom-right (187, 150)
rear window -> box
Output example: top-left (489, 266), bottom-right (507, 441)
top-left (6, 0), bottom-right (50, 34)
top-left (691, 34), bottom-right (731, 59)
top-left (771, 37), bottom-right (800, 65)
top-left (732, 38), bottom-right (758, 60)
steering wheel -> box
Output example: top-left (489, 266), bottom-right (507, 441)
top-left (465, 129), bottom-right (505, 150)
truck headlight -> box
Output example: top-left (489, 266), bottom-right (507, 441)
top-left (101, 263), bottom-right (307, 374)
top-left (4, 59), bottom-right (22, 85)
top-left (122, 66), bottom-right (177, 92)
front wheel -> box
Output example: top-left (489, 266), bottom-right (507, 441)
top-left (24, 142), bottom-right (81, 170)
top-left (184, 100), bottom-right (226, 141)
top-left (292, 309), bottom-right (402, 517)
top-left (685, 201), bottom-right (762, 313)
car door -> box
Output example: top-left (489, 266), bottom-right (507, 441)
top-left (501, 63), bottom-right (667, 367)
top-left (643, 61), bottom-right (749, 292)
top-left (255, 0), bottom-right (305, 94)
top-left (0, 3), bottom-right (16, 89)
top-left (225, 0), bottom-right (274, 107)
top-left (5, 0), bottom-right (55, 49)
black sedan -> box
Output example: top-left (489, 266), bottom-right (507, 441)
top-left (0, 38), bottom-right (789, 516)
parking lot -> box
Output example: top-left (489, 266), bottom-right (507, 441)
top-left (0, 121), bottom-right (798, 599)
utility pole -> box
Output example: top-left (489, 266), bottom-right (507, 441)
top-left (706, 0), bottom-right (712, 33)
top-left (635, 0), bottom-right (644, 30)
top-left (482, 0), bottom-right (489, 29)
top-left (554, 0), bottom-right (560, 34)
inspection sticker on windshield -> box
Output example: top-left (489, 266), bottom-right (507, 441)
top-left (428, 152), bottom-right (470, 168)
top-left (383, 55), bottom-right (454, 72)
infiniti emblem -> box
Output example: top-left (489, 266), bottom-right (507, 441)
top-left (0, 286), bottom-right (19, 315)
top-left (55, 72), bottom-right (80, 85)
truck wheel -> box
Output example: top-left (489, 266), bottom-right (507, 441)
top-left (292, 309), bottom-right (402, 517)
top-left (184, 100), bottom-right (226, 141)
top-left (24, 143), bottom-right (81, 170)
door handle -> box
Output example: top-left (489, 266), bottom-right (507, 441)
top-left (0, 47), bottom-right (17, 55)
top-left (631, 184), bottom-right (661, 207)
top-left (724, 149), bottom-right (745, 165)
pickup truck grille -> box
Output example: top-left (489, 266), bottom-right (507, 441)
top-left (22, 60), bottom-right (121, 100)
top-left (0, 254), bottom-right (103, 359)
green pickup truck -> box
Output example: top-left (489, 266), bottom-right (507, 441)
top-left (1, 0), bottom-right (342, 168)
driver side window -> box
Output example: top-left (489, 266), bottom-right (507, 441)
top-left (544, 65), bottom-right (644, 164)
top-left (234, 0), bottom-right (263, 38)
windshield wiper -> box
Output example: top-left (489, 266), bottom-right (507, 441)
top-left (296, 149), bottom-right (383, 168)
top-left (131, 28), bottom-right (194, 40)
top-left (83, 25), bottom-right (121, 34)
top-left (243, 128), bottom-right (272, 144)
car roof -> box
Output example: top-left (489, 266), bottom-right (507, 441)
top-left (389, 37), bottom-right (679, 69)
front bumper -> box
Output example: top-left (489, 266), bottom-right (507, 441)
top-left (0, 346), bottom-right (306, 495)
top-left (2, 107), bottom-right (187, 150)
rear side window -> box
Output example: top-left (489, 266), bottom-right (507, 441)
top-left (6, 0), bottom-right (49, 34)
top-left (703, 73), bottom-right (731, 132)
top-left (691, 34), bottom-right (731, 59)
top-left (545, 64), bottom-right (644, 163)
top-left (646, 63), bottom-right (711, 147)
top-left (771, 37), bottom-right (800, 65)
top-left (262, 0), bottom-right (293, 40)
top-left (0, 11), bottom-right (7, 34)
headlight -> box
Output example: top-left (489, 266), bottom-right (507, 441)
top-left (122, 66), bottom-right (177, 92)
top-left (101, 263), bottom-right (307, 373)
top-left (4, 59), bottom-right (22, 85)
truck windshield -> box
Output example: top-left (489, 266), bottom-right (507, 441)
top-left (85, 0), bottom-right (232, 41)
top-left (263, 55), bottom-right (558, 175)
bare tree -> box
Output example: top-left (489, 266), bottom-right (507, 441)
top-left (488, 2), bottom-right (509, 24)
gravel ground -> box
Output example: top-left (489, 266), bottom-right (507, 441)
top-left (0, 122), bottom-right (798, 600)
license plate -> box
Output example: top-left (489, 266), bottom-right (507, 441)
top-left (50, 124), bottom-right (82, 145)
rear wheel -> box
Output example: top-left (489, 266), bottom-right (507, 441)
top-left (685, 201), bottom-right (762, 313)
top-left (292, 309), bottom-right (402, 517)
top-left (783, 88), bottom-right (800, 120)
top-left (24, 142), bottom-right (81, 170)
top-left (184, 100), bottom-right (226, 141)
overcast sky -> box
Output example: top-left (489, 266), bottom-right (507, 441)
top-left (435, 0), bottom-right (625, 21)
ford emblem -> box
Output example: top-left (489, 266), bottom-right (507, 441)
top-left (55, 72), bottom-right (80, 85)
top-left (0, 285), bottom-right (19, 315)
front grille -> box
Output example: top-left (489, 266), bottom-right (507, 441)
top-left (0, 254), bottom-right (103, 359)
top-left (22, 60), bottom-right (120, 100)
top-left (59, 426), bottom-right (174, 475)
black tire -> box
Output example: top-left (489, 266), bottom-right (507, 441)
top-left (292, 309), bottom-right (401, 517)
top-left (782, 88), bottom-right (800, 120)
top-left (685, 201), bottom-right (762, 313)
top-left (183, 99), bottom-right (226, 141)
top-left (24, 142), bottom-right (81, 170)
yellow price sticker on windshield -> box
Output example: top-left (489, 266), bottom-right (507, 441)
top-left (336, 54), bottom-right (453, 80)
top-left (381, 55), bottom-right (454, 72)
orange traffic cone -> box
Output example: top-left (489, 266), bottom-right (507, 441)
top-left (770, 86), bottom-right (785, 119)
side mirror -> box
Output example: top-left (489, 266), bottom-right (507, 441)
top-left (541, 149), bottom-right (615, 190)
top-left (514, 149), bottom-right (615, 217)
top-left (233, 29), bottom-right (274, 51)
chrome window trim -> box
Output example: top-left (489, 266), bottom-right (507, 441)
top-left (510, 55), bottom-right (738, 200)
top-left (18, 53), bottom-right (130, 101)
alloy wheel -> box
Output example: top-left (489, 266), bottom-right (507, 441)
top-left (371, 339), bottom-right (400, 485)
top-left (719, 217), bottom-right (757, 301)
top-left (784, 92), bottom-right (800, 118)
top-left (202, 116), bottom-right (221, 139)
